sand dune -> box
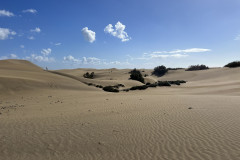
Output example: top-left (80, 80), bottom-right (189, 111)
top-left (57, 68), bottom-right (146, 88)
top-left (0, 60), bottom-right (97, 95)
top-left (0, 60), bottom-right (240, 160)
top-left (158, 68), bottom-right (240, 96)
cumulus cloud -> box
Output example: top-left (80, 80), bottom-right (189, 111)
top-left (63, 55), bottom-right (130, 67)
top-left (25, 48), bottom-right (53, 62)
top-left (41, 48), bottom-right (51, 56)
top-left (0, 28), bottom-right (16, 40)
top-left (104, 21), bottom-right (130, 42)
top-left (22, 9), bottom-right (37, 14)
top-left (83, 57), bottom-right (101, 64)
top-left (0, 10), bottom-right (14, 17)
top-left (26, 54), bottom-right (54, 62)
top-left (63, 55), bottom-right (79, 63)
top-left (30, 27), bottom-right (41, 33)
top-left (81, 27), bottom-right (96, 43)
top-left (153, 48), bottom-right (211, 54)
top-left (63, 55), bottom-right (102, 64)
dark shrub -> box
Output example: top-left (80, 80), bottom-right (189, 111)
top-left (163, 80), bottom-right (187, 86)
top-left (147, 83), bottom-right (158, 87)
top-left (168, 81), bottom-right (181, 85)
top-left (96, 85), bottom-right (103, 88)
top-left (158, 81), bottom-right (171, 86)
top-left (117, 84), bottom-right (125, 87)
top-left (152, 65), bottom-right (168, 76)
top-left (177, 80), bottom-right (187, 83)
top-left (129, 68), bottom-right (144, 83)
top-left (224, 61), bottom-right (240, 68)
top-left (103, 86), bottom-right (119, 92)
top-left (130, 85), bottom-right (148, 90)
top-left (144, 74), bottom-right (148, 77)
top-left (167, 68), bottom-right (184, 70)
top-left (186, 65), bottom-right (209, 71)
top-left (83, 72), bottom-right (94, 79)
top-left (123, 89), bottom-right (130, 92)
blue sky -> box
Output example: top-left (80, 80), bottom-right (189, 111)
top-left (1, 0), bottom-right (240, 69)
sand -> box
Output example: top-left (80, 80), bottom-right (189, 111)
top-left (0, 59), bottom-right (240, 160)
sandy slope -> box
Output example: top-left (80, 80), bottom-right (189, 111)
top-left (0, 60), bottom-right (97, 95)
top-left (0, 60), bottom-right (240, 160)
top-left (57, 68), bottom-right (147, 88)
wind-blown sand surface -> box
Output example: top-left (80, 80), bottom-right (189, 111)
top-left (0, 59), bottom-right (240, 160)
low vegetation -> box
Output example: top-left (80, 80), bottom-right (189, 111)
top-left (117, 84), bottom-right (125, 87)
top-left (103, 86), bottom-right (119, 92)
top-left (157, 81), bottom-right (171, 86)
top-left (168, 80), bottom-right (187, 85)
top-left (146, 83), bottom-right (158, 87)
top-left (83, 72), bottom-right (95, 79)
top-left (167, 67), bottom-right (184, 70)
top-left (224, 61), bottom-right (240, 68)
top-left (186, 64), bottom-right (209, 71)
top-left (152, 65), bottom-right (168, 76)
top-left (122, 80), bottom-right (186, 92)
top-left (129, 68), bottom-right (144, 83)
top-left (82, 68), bottom-right (187, 93)
top-left (96, 85), bottom-right (103, 88)
top-left (130, 85), bottom-right (148, 90)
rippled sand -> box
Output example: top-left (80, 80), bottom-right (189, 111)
top-left (0, 60), bottom-right (240, 160)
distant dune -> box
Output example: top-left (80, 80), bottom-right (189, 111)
top-left (0, 59), bottom-right (240, 160)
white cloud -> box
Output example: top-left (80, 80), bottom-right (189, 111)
top-left (30, 27), bottom-right (41, 33)
top-left (22, 9), bottom-right (37, 14)
top-left (109, 61), bottom-right (121, 64)
top-left (26, 54), bottom-right (54, 62)
top-left (81, 27), bottom-right (96, 43)
top-left (136, 51), bottom-right (190, 60)
top-left (104, 24), bottom-right (114, 33)
top-left (0, 28), bottom-right (16, 40)
top-left (104, 21), bottom-right (131, 42)
top-left (63, 55), bottom-right (79, 63)
top-left (10, 54), bottom-right (18, 58)
top-left (41, 48), bottom-right (52, 56)
top-left (25, 48), bottom-right (54, 62)
top-left (234, 34), bottom-right (240, 40)
top-left (83, 57), bottom-right (101, 64)
top-left (0, 10), bottom-right (14, 17)
top-left (153, 48), bottom-right (211, 54)
top-left (28, 36), bottom-right (35, 40)
top-left (150, 54), bottom-right (188, 58)
top-left (0, 54), bottom-right (18, 60)
top-left (63, 55), bottom-right (131, 67)
top-left (63, 55), bottom-right (103, 65)
top-left (55, 43), bottom-right (61, 46)
top-left (20, 45), bottom-right (24, 48)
